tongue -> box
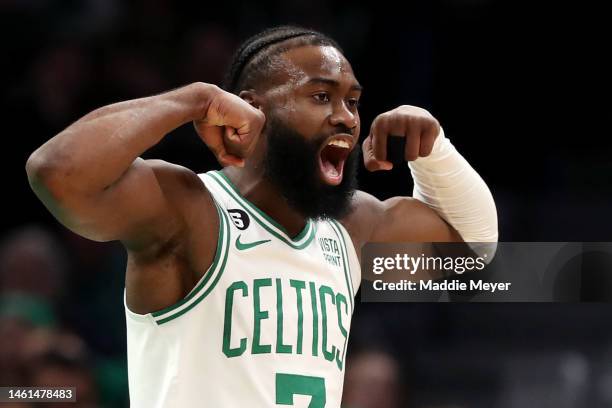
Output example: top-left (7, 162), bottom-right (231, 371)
top-left (320, 158), bottom-right (343, 185)
top-left (323, 160), bottom-right (339, 176)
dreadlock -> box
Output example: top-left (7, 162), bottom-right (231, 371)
top-left (223, 25), bottom-right (343, 94)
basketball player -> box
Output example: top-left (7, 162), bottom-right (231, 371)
top-left (26, 26), bottom-right (497, 407)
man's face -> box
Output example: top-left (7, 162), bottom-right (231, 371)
top-left (256, 45), bottom-right (363, 219)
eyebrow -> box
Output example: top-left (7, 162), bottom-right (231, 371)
top-left (306, 77), bottom-right (364, 92)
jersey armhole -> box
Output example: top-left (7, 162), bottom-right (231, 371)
top-left (132, 200), bottom-right (231, 325)
top-left (124, 290), bottom-right (157, 324)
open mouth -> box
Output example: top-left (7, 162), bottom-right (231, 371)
top-left (318, 136), bottom-right (353, 186)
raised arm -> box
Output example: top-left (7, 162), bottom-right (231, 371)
top-left (343, 106), bottom-right (497, 257)
top-left (25, 82), bottom-right (263, 252)
top-left (26, 82), bottom-right (265, 313)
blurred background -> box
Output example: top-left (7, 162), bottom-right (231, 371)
top-left (1, 0), bottom-right (610, 407)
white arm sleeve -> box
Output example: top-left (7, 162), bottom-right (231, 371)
top-left (408, 127), bottom-right (498, 258)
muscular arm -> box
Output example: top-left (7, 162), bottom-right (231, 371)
top-left (351, 106), bottom-right (498, 260)
top-left (342, 191), bottom-right (464, 281)
top-left (342, 190), bottom-right (463, 252)
top-left (25, 83), bottom-right (218, 250)
top-left (25, 82), bottom-right (264, 313)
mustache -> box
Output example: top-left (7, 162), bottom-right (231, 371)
top-left (314, 125), bottom-right (356, 146)
top-left (328, 125), bottom-right (355, 136)
top-left (263, 121), bottom-right (354, 140)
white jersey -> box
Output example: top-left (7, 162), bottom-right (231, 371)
top-left (125, 170), bottom-right (361, 408)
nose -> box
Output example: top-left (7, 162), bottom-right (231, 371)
top-left (329, 100), bottom-right (358, 130)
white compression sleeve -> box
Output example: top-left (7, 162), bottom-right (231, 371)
top-left (408, 127), bottom-right (498, 257)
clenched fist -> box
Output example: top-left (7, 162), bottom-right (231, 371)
top-left (194, 86), bottom-right (266, 167)
top-left (362, 105), bottom-right (440, 171)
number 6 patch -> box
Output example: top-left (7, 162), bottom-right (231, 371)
top-left (228, 209), bottom-right (250, 230)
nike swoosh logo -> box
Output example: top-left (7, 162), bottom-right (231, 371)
top-left (235, 235), bottom-right (271, 251)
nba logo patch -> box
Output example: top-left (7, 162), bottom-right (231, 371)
top-left (228, 209), bottom-right (250, 230)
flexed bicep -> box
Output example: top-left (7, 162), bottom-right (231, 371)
top-left (370, 196), bottom-right (463, 243)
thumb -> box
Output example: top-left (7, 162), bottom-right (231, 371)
top-left (223, 126), bottom-right (248, 163)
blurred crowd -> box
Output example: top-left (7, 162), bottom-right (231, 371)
top-left (0, 226), bottom-right (127, 406)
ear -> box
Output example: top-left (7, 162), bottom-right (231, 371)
top-left (239, 90), bottom-right (262, 110)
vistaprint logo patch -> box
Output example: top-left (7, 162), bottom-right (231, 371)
top-left (319, 237), bottom-right (341, 267)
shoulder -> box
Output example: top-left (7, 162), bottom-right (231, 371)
top-left (147, 158), bottom-right (218, 223)
top-left (146, 159), bottom-right (206, 194)
top-left (339, 190), bottom-right (382, 250)
top-left (127, 160), bottom-right (217, 257)
top-left (144, 160), bottom-right (216, 215)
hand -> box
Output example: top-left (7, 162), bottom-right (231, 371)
top-left (362, 105), bottom-right (440, 171)
top-left (194, 86), bottom-right (265, 167)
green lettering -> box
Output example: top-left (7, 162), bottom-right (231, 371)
top-left (275, 373), bottom-right (326, 407)
top-left (276, 278), bottom-right (292, 354)
top-left (319, 285), bottom-right (336, 362)
top-left (335, 293), bottom-right (348, 370)
top-left (290, 279), bottom-right (306, 355)
top-left (223, 281), bottom-right (248, 358)
top-left (309, 282), bottom-right (319, 357)
top-left (253, 278), bottom-right (272, 354)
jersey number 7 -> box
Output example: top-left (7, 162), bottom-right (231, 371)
top-left (276, 373), bottom-right (326, 407)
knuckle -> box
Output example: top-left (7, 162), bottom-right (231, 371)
top-left (432, 118), bottom-right (441, 132)
top-left (209, 84), bottom-right (223, 95)
top-left (396, 105), bottom-right (415, 115)
top-left (396, 105), bottom-right (435, 122)
top-left (371, 113), bottom-right (387, 128)
top-left (398, 111), bottom-right (416, 123)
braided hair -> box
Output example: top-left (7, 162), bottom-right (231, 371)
top-left (223, 25), bottom-right (343, 94)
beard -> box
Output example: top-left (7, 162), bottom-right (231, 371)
top-left (262, 116), bottom-right (359, 220)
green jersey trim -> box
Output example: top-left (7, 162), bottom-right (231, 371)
top-left (152, 202), bottom-right (231, 325)
top-left (208, 171), bottom-right (315, 250)
top-left (213, 170), bottom-right (312, 241)
top-left (329, 220), bottom-right (355, 312)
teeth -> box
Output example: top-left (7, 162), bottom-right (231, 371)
top-left (328, 140), bottom-right (350, 148)
top-left (329, 167), bottom-right (339, 176)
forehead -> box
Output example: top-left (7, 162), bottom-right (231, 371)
top-left (275, 45), bottom-right (358, 87)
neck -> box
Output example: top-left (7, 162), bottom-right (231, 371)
top-left (222, 165), bottom-right (308, 238)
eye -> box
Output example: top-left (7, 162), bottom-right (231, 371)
top-left (347, 98), bottom-right (360, 109)
top-left (313, 92), bottom-right (330, 103)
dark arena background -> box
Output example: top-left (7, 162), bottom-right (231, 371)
top-left (1, 1), bottom-right (609, 407)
